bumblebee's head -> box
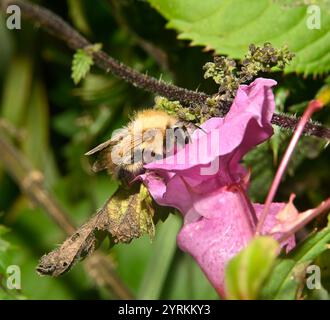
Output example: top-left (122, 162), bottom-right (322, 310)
top-left (138, 124), bottom-right (191, 166)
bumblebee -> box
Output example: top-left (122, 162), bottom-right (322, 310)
top-left (85, 109), bottom-right (191, 184)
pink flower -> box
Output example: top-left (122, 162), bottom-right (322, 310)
top-left (140, 78), bottom-right (295, 297)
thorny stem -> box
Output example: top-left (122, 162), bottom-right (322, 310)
top-left (1, 0), bottom-right (330, 139)
top-left (0, 130), bottom-right (134, 300)
top-left (256, 100), bottom-right (324, 235)
top-left (0, 0), bottom-right (207, 106)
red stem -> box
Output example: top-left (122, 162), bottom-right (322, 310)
top-left (255, 100), bottom-right (323, 235)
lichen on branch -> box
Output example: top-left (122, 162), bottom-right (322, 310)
top-left (204, 43), bottom-right (295, 104)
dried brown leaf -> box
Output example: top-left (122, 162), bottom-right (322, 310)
top-left (37, 184), bottom-right (158, 276)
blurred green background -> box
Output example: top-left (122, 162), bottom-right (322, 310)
top-left (0, 0), bottom-right (329, 300)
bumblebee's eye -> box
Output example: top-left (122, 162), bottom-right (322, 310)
top-left (173, 126), bottom-right (190, 145)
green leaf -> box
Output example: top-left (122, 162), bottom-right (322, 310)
top-left (1, 56), bottom-right (32, 125)
top-left (160, 252), bottom-right (219, 300)
top-left (72, 49), bottom-right (93, 85)
top-left (67, 0), bottom-right (91, 35)
top-left (148, 0), bottom-right (330, 75)
top-left (137, 214), bottom-right (181, 299)
top-left (111, 236), bottom-right (154, 295)
top-left (71, 44), bottom-right (102, 84)
top-left (261, 226), bottom-right (330, 299)
top-left (71, 49), bottom-right (94, 85)
top-left (225, 236), bottom-right (279, 300)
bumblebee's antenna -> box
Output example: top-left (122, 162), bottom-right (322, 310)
top-left (192, 123), bottom-right (207, 134)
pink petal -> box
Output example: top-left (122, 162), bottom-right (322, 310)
top-left (145, 78), bottom-right (276, 172)
top-left (177, 198), bottom-right (295, 298)
top-left (139, 77), bottom-right (289, 298)
top-left (141, 172), bottom-right (193, 215)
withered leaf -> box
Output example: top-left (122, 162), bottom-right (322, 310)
top-left (37, 209), bottom-right (108, 276)
top-left (108, 184), bottom-right (155, 243)
top-left (37, 184), bottom-right (157, 276)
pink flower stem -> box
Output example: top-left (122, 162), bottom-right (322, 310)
top-left (237, 185), bottom-right (258, 228)
top-left (230, 185), bottom-right (255, 236)
top-left (227, 184), bottom-right (257, 235)
top-left (278, 197), bottom-right (330, 243)
top-left (227, 159), bottom-right (257, 230)
top-left (255, 100), bottom-right (323, 235)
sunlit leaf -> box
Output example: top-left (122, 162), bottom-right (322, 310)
top-left (225, 236), bottom-right (279, 300)
top-left (71, 44), bottom-right (102, 85)
top-left (148, 0), bottom-right (330, 74)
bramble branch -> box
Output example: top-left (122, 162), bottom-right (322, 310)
top-left (1, 0), bottom-right (329, 139)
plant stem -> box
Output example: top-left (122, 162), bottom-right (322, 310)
top-left (256, 100), bottom-right (323, 235)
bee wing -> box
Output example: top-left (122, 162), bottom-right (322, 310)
top-left (85, 127), bottom-right (159, 173)
top-left (91, 139), bottom-right (144, 173)
top-left (84, 139), bottom-right (114, 156)
top-left (85, 128), bottom-right (128, 156)
top-left (85, 128), bottom-right (129, 173)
